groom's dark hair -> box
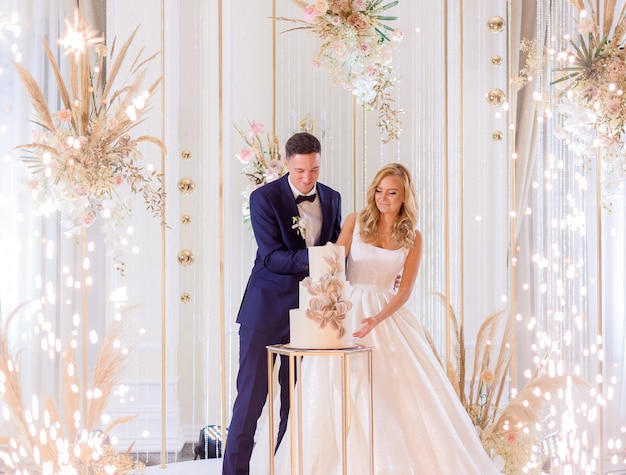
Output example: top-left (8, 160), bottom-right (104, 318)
top-left (285, 132), bottom-right (321, 160)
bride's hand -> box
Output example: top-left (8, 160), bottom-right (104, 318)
top-left (353, 316), bottom-right (378, 339)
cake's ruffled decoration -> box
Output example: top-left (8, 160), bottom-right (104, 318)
top-left (302, 245), bottom-right (351, 338)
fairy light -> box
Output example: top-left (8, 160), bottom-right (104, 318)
top-left (58, 8), bottom-right (103, 62)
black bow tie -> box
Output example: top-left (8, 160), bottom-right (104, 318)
top-left (295, 194), bottom-right (316, 204)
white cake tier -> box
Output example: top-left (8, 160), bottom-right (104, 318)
top-left (289, 307), bottom-right (354, 349)
top-left (308, 243), bottom-right (346, 281)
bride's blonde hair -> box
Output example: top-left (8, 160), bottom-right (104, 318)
top-left (358, 163), bottom-right (418, 249)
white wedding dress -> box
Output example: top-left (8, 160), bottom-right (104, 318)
top-left (250, 228), bottom-right (501, 474)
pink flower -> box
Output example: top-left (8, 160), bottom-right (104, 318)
top-left (236, 148), bottom-right (253, 164)
top-left (28, 179), bottom-right (39, 190)
top-left (577, 18), bottom-right (597, 35)
top-left (304, 5), bottom-right (318, 23)
top-left (82, 211), bottom-right (96, 227)
top-left (352, 0), bottom-right (366, 11)
top-left (249, 120), bottom-right (265, 137)
top-left (503, 431), bottom-right (519, 445)
top-left (331, 40), bottom-right (349, 59)
top-left (480, 369), bottom-right (495, 384)
top-left (392, 29), bottom-right (404, 42)
top-left (607, 59), bottom-right (626, 82)
top-left (75, 185), bottom-right (89, 196)
top-left (606, 99), bottom-right (621, 116)
top-left (330, 15), bottom-right (341, 26)
top-left (108, 116), bottom-right (119, 129)
top-left (347, 12), bottom-right (369, 31)
top-left (356, 42), bottom-right (371, 56)
top-left (110, 174), bottom-right (125, 186)
top-left (57, 109), bottom-right (72, 122)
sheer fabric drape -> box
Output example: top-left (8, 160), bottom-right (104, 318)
top-left (511, 0), bottom-right (625, 461)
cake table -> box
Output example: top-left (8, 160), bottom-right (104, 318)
top-left (265, 344), bottom-right (374, 475)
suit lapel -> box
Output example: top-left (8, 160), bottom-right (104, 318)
top-left (278, 175), bottom-right (306, 249)
top-left (316, 184), bottom-right (332, 245)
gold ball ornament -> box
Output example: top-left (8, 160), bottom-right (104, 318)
top-left (181, 214), bottom-right (192, 225)
top-left (487, 16), bottom-right (505, 33)
top-left (178, 250), bottom-right (195, 267)
top-left (492, 130), bottom-right (504, 141)
top-left (181, 150), bottom-right (192, 160)
top-left (180, 292), bottom-right (191, 303)
top-left (491, 55), bottom-right (502, 66)
top-left (486, 88), bottom-right (505, 106)
top-left (177, 178), bottom-right (195, 194)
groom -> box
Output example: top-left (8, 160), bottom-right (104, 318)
top-left (222, 132), bottom-right (342, 475)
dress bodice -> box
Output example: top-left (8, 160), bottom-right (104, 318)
top-left (347, 227), bottom-right (408, 292)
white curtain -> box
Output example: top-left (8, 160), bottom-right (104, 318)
top-left (511, 0), bottom-right (625, 464)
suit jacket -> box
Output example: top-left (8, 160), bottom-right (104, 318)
top-left (237, 174), bottom-right (342, 336)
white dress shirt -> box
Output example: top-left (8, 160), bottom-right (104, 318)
top-left (288, 178), bottom-right (322, 247)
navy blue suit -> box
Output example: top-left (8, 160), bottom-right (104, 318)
top-left (222, 174), bottom-right (342, 474)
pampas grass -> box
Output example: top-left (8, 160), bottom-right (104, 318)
top-left (430, 293), bottom-right (594, 474)
top-left (432, 292), bottom-right (510, 430)
top-left (0, 302), bottom-right (144, 474)
top-left (13, 11), bottom-right (165, 275)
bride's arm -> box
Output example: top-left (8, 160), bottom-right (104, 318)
top-left (354, 230), bottom-right (423, 338)
top-left (335, 212), bottom-right (357, 256)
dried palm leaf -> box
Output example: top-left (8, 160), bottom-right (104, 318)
top-left (12, 62), bottom-right (55, 132)
top-left (85, 319), bottom-right (134, 430)
top-left (492, 374), bottom-right (591, 435)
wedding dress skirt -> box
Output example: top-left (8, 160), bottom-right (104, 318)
top-left (250, 233), bottom-right (501, 474)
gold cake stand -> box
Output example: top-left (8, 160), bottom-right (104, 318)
top-left (266, 344), bottom-right (374, 475)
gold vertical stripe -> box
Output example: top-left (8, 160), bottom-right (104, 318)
top-left (272, 0), bottom-right (277, 133)
top-left (352, 98), bottom-right (356, 211)
top-left (443, 0), bottom-right (451, 362)
top-left (595, 150), bottom-right (604, 475)
top-left (81, 226), bottom-right (88, 420)
top-left (160, 0), bottom-right (167, 467)
top-left (219, 0), bottom-right (228, 447)
top-left (458, 0), bottom-right (465, 356)
top-left (506, 0), bottom-right (516, 390)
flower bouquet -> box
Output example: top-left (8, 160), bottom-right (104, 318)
top-left (279, 0), bottom-right (404, 143)
top-left (13, 11), bottom-right (164, 274)
top-left (234, 120), bottom-right (286, 224)
top-left (551, 0), bottom-right (626, 209)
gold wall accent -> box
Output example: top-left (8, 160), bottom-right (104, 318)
top-left (177, 178), bottom-right (195, 193)
top-left (487, 16), bottom-right (505, 33)
top-left (486, 88), bottom-right (505, 106)
top-left (178, 250), bottom-right (195, 267)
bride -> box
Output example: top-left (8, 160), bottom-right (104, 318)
top-left (251, 163), bottom-right (501, 474)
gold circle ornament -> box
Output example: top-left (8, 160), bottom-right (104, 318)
top-left (178, 250), bottom-right (195, 267)
top-left (180, 292), bottom-right (191, 303)
top-left (486, 88), bottom-right (505, 106)
top-left (491, 55), bottom-right (502, 66)
top-left (181, 214), bottom-right (192, 225)
top-left (181, 150), bottom-right (192, 160)
top-left (177, 178), bottom-right (195, 194)
top-left (487, 16), bottom-right (505, 33)
top-left (492, 130), bottom-right (504, 141)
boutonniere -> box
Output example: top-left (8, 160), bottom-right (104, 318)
top-left (292, 216), bottom-right (307, 240)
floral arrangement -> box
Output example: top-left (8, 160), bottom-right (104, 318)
top-left (430, 293), bottom-right (590, 474)
top-left (13, 11), bottom-right (164, 274)
top-left (279, 0), bottom-right (404, 143)
top-left (0, 302), bottom-right (144, 474)
top-left (234, 120), bottom-right (286, 223)
top-left (551, 0), bottom-right (626, 209)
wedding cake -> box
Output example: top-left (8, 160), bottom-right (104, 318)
top-left (289, 243), bottom-right (354, 349)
